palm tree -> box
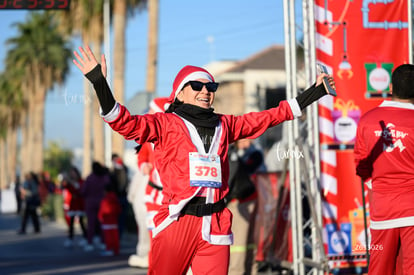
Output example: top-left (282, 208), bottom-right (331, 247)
top-left (0, 69), bottom-right (25, 188)
top-left (111, 0), bottom-right (147, 156)
top-left (145, 0), bottom-right (158, 94)
top-left (0, 115), bottom-right (6, 189)
top-left (111, 0), bottom-right (128, 157)
top-left (6, 12), bottom-right (72, 174)
top-left (54, 0), bottom-right (146, 175)
top-left (0, 75), bottom-right (11, 188)
top-left (52, 0), bottom-right (106, 175)
top-left (86, 2), bottom-right (106, 167)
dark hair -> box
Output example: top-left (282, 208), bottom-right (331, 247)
top-left (391, 64), bottom-right (414, 99)
top-left (70, 166), bottom-right (82, 181)
top-left (30, 172), bottom-right (40, 185)
top-left (105, 183), bottom-right (116, 193)
top-left (92, 161), bottom-right (106, 176)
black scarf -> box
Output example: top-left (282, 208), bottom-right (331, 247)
top-left (174, 104), bottom-right (219, 128)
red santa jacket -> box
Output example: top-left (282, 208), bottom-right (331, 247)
top-left (103, 99), bottom-right (299, 244)
top-left (62, 179), bottom-right (85, 214)
top-left (98, 191), bottom-right (122, 226)
top-left (138, 142), bottom-right (162, 188)
top-left (354, 100), bottom-right (414, 230)
top-left (138, 142), bottom-right (163, 212)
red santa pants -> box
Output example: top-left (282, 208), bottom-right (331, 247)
top-left (148, 214), bottom-right (229, 275)
top-left (369, 226), bottom-right (414, 275)
top-left (102, 225), bottom-right (120, 255)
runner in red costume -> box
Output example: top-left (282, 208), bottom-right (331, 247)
top-left (61, 179), bottom-right (72, 227)
top-left (128, 97), bottom-right (170, 268)
top-left (73, 45), bottom-right (335, 275)
top-left (138, 98), bottom-right (170, 233)
top-left (139, 141), bottom-right (164, 225)
top-left (61, 166), bottom-right (87, 247)
top-left (98, 184), bottom-right (122, 256)
top-left (354, 64), bottom-right (414, 275)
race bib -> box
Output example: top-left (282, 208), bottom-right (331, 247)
top-left (189, 152), bottom-right (222, 188)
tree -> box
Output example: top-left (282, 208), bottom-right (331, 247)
top-left (111, 0), bottom-right (147, 156)
top-left (145, 0), bottom-right (158, 94)
top-left (43, 141), bottom-right (74, 180)
top-left (6, 12), bottom-right (72, 174)
top-left (51, 0), bottom-right (105, 176)
top-left (54, 0), bottom-right (146, 175)
top-left (0, 71), bottom-right (24, 188)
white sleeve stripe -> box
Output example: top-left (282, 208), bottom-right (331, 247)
top-left (371, 216), bottom-right (414, 230)
top-left (287, 98), bottom-right (302, 118)
top-left (101, 102), bottom-right (120, 122)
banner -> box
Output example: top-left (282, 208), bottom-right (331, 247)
top-left (314, 0), bottom-right (411, 272)
top-left (254, 172), bottom-right (292, 268)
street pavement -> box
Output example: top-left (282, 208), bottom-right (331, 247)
top-left (0, 212), bottom-right (148, 275)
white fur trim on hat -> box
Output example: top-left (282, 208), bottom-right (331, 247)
top-left (173, 71), bottom-right (213, 99)
top-left (149, 100), bottom-right (163, 113)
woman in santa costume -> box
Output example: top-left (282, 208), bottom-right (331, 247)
top-left (73, 45), bottom-right (335, 275)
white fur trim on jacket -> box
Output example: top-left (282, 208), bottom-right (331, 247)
top-left (151, 115), bottom-right (233, 245)
top-left (101, 102), bottom-right (121, 122)
top-left (287, 98), bottom-right (302, 118)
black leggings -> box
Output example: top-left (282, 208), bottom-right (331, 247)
top-left (21, 205), bottom-right (40, 233)
top-left (68, 215), bottom-right (87, 239)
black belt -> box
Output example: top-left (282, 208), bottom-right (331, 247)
top-left (181, 197), bottom-right (226, 217)
top-left (148, 181), bottom-right (163, 191)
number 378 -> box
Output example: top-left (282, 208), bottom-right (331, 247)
top-left (194, 166), bottom-right (218, 177)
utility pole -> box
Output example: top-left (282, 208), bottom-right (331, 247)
top-left (146, 0), bottom-right (159, 94)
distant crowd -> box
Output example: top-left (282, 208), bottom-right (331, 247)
top-left (15, 154), bottom-right (129, 257)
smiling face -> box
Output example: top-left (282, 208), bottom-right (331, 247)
top-left (176, 78), bottom-right (215, 109)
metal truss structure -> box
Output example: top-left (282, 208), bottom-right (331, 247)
top-left (283, 0), bottom-right (328, 274)
top-left (282, 1), bottom-right (413, 274)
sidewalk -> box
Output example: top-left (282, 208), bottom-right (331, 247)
top-left (0, 212), bottom-right (148, 275)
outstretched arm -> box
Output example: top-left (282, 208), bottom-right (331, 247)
top-left (296, 73), bottom-right (336, 110)
top-left (73, 45), bottom-right (115, 115)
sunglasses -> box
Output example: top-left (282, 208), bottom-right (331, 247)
top-left (184, 80), bottom-right (219, 93)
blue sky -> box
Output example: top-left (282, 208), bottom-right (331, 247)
top-left (0, 1), bottom-right (301, 149)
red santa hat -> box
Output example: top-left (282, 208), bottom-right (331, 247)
top-left (168, 65), bottom-right (215, 103)
top-left (149, 97), bottom-right (170, 113)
